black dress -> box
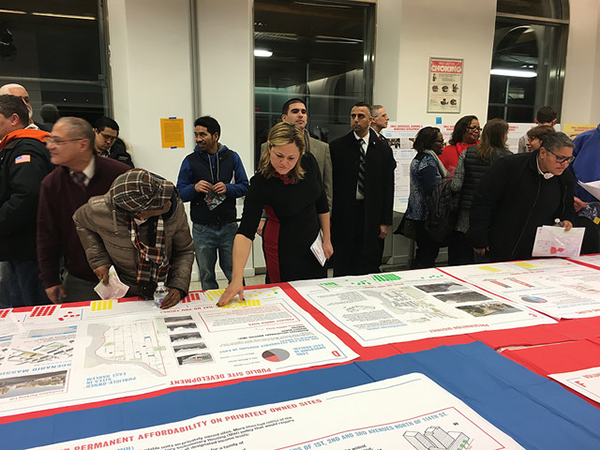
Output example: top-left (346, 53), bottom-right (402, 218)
top-left (237, 153), bottom-right (328, 282)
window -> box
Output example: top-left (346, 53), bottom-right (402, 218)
top-left (0, 0), bottom-right (109, 124)
top-left (253, 0), bottom-right (375, 163)
top-left (488, 0), bottom-right (569, 122)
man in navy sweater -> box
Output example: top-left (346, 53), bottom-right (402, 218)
top-left (177, 116), bottom-right (249, 290)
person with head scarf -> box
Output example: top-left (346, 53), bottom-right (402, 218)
top-left (73, 169), bottom-right (194, 308)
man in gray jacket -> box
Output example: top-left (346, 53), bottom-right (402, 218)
top-left (73, 169), bottom-right (194, 308)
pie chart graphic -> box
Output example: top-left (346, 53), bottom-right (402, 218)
top-left (262, 348), bottom-right (290, 362)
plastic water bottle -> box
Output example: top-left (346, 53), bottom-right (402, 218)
top-left (154, 282), bottom-right (168, 308)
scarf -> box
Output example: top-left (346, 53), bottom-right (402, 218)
top-left (128, 215), bottom-right (169, 297)
top-left (424, 149), bottom-right (448, 178)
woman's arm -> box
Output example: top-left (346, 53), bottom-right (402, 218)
top-left (217, 234), bottom-right (253, 307)
top-left (318, 212), bottom-right (334, 259)
top-left (419, 162), bottom-right (439, 197)
top-left (451, 151), bottom-right (467, 192)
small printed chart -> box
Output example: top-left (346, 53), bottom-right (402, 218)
top-left (262, 349), bottom-right (290, 362)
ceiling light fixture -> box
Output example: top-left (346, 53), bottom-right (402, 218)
top-left (254, 49), bottom-right (273, 58)
top-left (490, 68), bottom-right (537, 78)
top-left (31, 12), bottom-right (96, 21)
top-left (0, 9), bottom-right (27, 14)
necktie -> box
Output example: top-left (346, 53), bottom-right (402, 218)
top-left (72, 171), bottom-right (87, 189)
top-left (357, 138), bottom-right (366, 196)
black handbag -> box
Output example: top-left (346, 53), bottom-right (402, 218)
top-left (395, 215), bottom-right (418, 240)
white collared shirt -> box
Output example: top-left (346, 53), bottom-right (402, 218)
top-left (69, 156), bottom-right (96, 186)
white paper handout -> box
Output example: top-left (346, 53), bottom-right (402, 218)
top-left (578, 179), bottom-right (600, 201)
top-left (310, 230), bottom-right (326, 266)
top-left (442, 259), bottom-right (600, 319)
top-left (532, 226), bottom-right (585, 258)
top-left (549, 366), bottom-right (600, 404)
top-left (291, 269), bottom-right (555, 346)
top-left (31, 373), bottom-right (525, 450)
top-left (94, 265), bottom-right (129, 299)
top-left (0, 287), bottom-right (357, 420)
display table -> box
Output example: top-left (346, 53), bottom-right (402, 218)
top-left (2, 257), bottom-right (600, 449)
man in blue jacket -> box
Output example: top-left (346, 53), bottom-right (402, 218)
top-left (569, 123), bottom-right (600, 254)
top-left (177, 116), bottom-right (249, 290)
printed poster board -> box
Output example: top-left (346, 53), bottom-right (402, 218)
top-left (428, 58), bottom-right (463, 114)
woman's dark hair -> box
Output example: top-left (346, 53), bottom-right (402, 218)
top-left (449, 115), bottom-right (478, 145)
top-left (476, 118), bottom-right (509, 163)
top-left (413, 126), bottom-right (441, 152)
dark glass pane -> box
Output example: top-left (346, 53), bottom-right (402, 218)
top-left (487, 105), bottom-right (506, 121)
top-left (497, 0), bottom-right (567, 19)
top-left (254, 0), bottom-right (374, 160)
top-left (40, 82), bottom-right (104, 124)
top-left (506, 105), bottom-right (535, 123)
top-left (492, 25), bottom-right (538, 73)
top-left (488, 76), bottom-right (508, 104)
top-left (488, 13), bottom-right (567, 122)
top-left (0, 1), bottom-right (101, 80)
top-left (0, 1), bottom-right (108, 121)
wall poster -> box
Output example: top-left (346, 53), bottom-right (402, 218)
top-left (427, 58), bottom-right (463, 114)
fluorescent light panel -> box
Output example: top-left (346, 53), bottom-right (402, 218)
top-left (490, 68), bottom-right (537, 78)
top-left (254, 49), bottom-right (273, 57)
top-left (31, 12), bottom-right (96, 20)
top-left (0, 9), bottom-right (27, 14)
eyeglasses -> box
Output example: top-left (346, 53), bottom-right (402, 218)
top-left (547, 149), bottom-right (575, 164)
top-left (466, 126), bottom-right (482, 132)
top-left (46, 137), bottom-right (85, 146)
top-left (98, 132), bottom-right (117, 143)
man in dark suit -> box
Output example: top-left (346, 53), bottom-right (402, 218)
top-left (370, 104), bottom-right (389, 140)
top-left (330, 102), bottom-right (396, 276)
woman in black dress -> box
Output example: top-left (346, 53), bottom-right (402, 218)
top-left (218, 122), bottom-right (333, 306)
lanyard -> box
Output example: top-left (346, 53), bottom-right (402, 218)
top-left (207, 152), bottom-right (220, 184)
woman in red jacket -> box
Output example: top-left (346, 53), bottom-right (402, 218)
top-left (439, 115), bottom-right (480, 176)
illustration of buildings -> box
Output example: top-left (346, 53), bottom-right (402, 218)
top-left (404, 426), bottom-right (470, 450)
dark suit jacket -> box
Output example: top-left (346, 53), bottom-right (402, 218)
top-left (330, 129), bottom-right (396, 264)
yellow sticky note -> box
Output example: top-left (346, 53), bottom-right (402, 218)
top-left (91, 300), bottom-right (113, 311)
top-left (478, 266), bottom-right (500, 272)
top-left (515, 262), bottom-right (536, 269)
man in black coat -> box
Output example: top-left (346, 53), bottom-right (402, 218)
top-left (468, 132), bottom-right (577, 262)
top-left (93, 116), bottom-right (134, 168)
top-left (0, 94), bottom-right (53, 306)
top-left (330, 102), bottom-right (396, 276)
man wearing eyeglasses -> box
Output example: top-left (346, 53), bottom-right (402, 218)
top-left (0, 95), bottom-right (52, 307)
top-left (37, 117), bottom-right (130, 304)
top-left (468, 132), bottom-right (576, 262)
top-left (93, 116), bottom-right (134, 167)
